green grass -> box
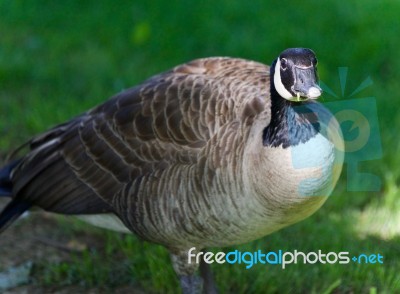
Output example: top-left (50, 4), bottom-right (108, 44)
top-left (1, 0), bottom-right (400, 293)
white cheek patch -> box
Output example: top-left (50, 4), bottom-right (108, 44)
top-left (274, 58), bottom-right (293, 99)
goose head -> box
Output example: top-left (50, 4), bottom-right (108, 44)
top-left (273, 48), bottom-right (322, 102)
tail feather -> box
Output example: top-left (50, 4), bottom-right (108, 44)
top-left (0, 159), bottom-right (31, 233)
top-left (0, 199), bottom-right (31, 233)
top-left (0, 186), bottom-right (11, 196)
top-left (0, 160), bottom-right (21, 196)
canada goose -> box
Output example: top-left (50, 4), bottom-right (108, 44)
top-left (0, 48), bottom-right (343, 293)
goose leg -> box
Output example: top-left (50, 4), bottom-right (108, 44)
top-left (171, 249), bottom-right (219, 294)
top-left (179, 274), bottom-right (203, 294)
top-left (199, 260), bottom-right (218, 294)
top-left (171, 249), bottom-right (204, 294)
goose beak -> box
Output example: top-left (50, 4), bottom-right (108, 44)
top-left (292, 67), bottom-right (322, 100)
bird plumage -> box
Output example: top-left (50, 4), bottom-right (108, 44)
top-left (0, 52), bottom-right (344, 292)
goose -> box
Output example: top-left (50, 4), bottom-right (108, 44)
top-left (0, 48), bottom-right (344, 293)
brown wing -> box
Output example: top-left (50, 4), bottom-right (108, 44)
top-left (9, 57), bottom-right (270, 214)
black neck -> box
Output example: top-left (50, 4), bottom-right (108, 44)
top-left (263, 60), bottom-right (320, 148)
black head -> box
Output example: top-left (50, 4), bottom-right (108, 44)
top-left (273, 48), bottom-right (322, 102)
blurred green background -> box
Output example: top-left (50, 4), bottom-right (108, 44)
top-left (1, 0), bottom-right (399, 293)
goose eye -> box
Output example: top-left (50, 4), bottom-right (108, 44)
top-left (280, 58), bottom-right (287, 70)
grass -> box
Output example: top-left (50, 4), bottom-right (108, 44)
top-left (1, 0), bottom-right (400, 293)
